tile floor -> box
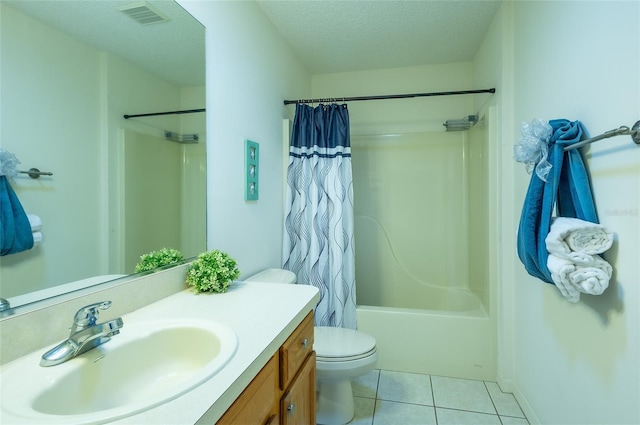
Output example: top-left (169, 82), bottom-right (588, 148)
top-left (348, 369), bottom-right (529, 425)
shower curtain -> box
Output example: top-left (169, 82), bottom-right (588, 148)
top-left (283, 103), bottom-right (357, 329)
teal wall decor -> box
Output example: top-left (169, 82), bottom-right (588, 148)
top-left (244, 140), bottom-right (259, 200)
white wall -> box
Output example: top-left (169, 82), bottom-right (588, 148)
top-left (311, 63), bottom-right (477, 135)
top-left (178, 1), bottom-right (310, 278)
top-left (503, 1), bottom-right (640, 424)
top-left (473, 0), bottom-right (517, 398)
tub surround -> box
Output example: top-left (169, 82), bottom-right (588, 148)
top-left (0, 267), bottom-right (320, 424)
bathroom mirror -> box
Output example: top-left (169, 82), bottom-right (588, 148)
top-left (0, 0), bottom-right (206, 313)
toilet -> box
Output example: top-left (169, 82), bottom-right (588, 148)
top-left (245, 269), bottom-right (378, 425)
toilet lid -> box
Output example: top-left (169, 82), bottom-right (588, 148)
top-left (314, 327), bottom-right (376, 359)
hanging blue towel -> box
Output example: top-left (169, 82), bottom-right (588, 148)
top-left (517, 119), bottom-right (598, 284)
top-left (0, 175), bottom-right (34, 256)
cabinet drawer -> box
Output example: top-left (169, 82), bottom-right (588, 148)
top-left (279, 311), bottom-right (314, 390)
top-left (217, 354), bottom-right (279, 425)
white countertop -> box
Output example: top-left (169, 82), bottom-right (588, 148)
top-left (2, 281), bottom-right (319, 425)
top-left (115, 281), bottom-right (319, 425)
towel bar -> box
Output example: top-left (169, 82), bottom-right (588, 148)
top-left (564, 120), bottom-right (640, 151)
top-left (19, 168), bottom-right (53, 179)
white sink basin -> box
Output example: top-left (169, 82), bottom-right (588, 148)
top-left (1, 319), bottom-right (238, 424)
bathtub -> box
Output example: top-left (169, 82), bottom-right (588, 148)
top-left (352, 212), bottom-right (496, 381)
top-left (356, 300), bottom-right (495, 381)
top-left (351, 118), bottom-right (496, 381)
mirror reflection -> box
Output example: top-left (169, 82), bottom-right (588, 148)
top-left (0, 0), bottom-right (206, 308)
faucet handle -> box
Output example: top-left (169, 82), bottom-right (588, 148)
top-left (73, 301), bottom-right (112, 328)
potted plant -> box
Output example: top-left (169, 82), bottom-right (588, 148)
top-left (186, 249), bottom-right (240, 293)
top-left (134, 248), bottom-right (184, 273)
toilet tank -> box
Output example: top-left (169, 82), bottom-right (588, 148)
top-left (244, 269), bottom-right (296, 284)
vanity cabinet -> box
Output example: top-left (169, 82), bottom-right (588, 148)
top-left (215, 311), bottom-right (315, 425)
top-left (279, 311), bottom-right (315, 425)
top-left (215, 354), bottom-right (280, 425)
top-left (281, 351), bottom-right (315, 425)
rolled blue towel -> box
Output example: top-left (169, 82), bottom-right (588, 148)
top-left (517, 119), bottom-right (598, 284)
top-left (0, 175), bottom-right (34, 256)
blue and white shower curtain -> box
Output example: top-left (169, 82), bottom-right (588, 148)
top-left (283, 103), bottom-right (357, 329)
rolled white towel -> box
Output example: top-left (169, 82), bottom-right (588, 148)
top-left (32, 231), bottom-right (42, 246)
top-left (547, 254), bottom-right (612, 302)
top-left (545, 217), bottom-right (613, 261)
top-left (27, 214), bottom-right (42, 232)
top-left (547, 255), bottom-right (580, 303)
top-left (569, 255), bottom-right (612, 296)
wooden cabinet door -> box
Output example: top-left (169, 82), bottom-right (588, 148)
top-left (216, 354), bottom-right (280, 425)
top-left (281, 352), bottom-right (316, 425)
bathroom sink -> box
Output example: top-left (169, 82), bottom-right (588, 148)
top-left (1, 319), bottom-right (238, 424)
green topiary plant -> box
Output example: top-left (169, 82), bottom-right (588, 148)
top-left (134, 248), bottom-right (184, 273)
top-left (186, 249), bottom-right (240, 293)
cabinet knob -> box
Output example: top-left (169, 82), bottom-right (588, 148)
top-left (287, 403), bottom-right (295, 414)
top-left (301, 338), bottom-right (309, 349)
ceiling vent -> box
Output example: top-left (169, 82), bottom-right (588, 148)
top-left (117, 2), bottom-right (170, 25)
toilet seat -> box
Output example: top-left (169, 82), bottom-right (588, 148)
top-left (314, 327), bottom-right (377, 361)
top-left (316, 347), bottom-right (377, 362)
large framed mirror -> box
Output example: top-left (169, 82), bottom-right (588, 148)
top-left (0, 0), bottom-right (206, 313)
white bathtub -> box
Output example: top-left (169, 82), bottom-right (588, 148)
top-left (357, 301), bottom-right (496, 381)
top-left (352, 121), bottom-right (495, 381)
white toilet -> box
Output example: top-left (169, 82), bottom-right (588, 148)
top-left (245, 269), bottom-right (378, 425)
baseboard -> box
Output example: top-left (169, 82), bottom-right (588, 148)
top-left (510, 382), bottom-right (540, 425)
top-left (496, 372), bottom-right (513, 393)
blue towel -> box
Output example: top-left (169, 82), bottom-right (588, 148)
top-left (0, 175), bottom-right (34, 256)
top-left (517, 119), bottom-right (598, 284)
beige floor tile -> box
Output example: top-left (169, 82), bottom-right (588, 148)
top-left (372, 400), bottom-right (436, 425)
top-left (377, 370), bottom-right (433, 406)
top-left (349, 397), bottom-right (375, 425)
top-left (485, 382), bottom-right (525, 418)
top-left (431, 375), bottom-right (495, 414)
top-left (353, 369), bottom-right (380, 399)
top-left (499, 416), bottom-right (530, 425)
top-left (436, 407), bottom-right (501, 425)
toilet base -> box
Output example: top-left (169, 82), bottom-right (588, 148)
top-left (316, 380), bottom-right (354, 425)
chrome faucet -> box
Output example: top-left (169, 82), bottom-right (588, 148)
top-left (40, 301), bottom-right (124, 367)
top-left (0, 298), bottom-right (12, 317)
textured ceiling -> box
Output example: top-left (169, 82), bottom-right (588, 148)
top-left (4, 0), bottom-right (205, 87)
top-left (257, 0), bottom-right (503, 74)
top-left (5, 0), bottom-right (502, 86)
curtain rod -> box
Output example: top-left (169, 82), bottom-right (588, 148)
top-left (283, 88), bottom-right (496, 105)
top-left (123, 108), bottom-right (205, 119)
